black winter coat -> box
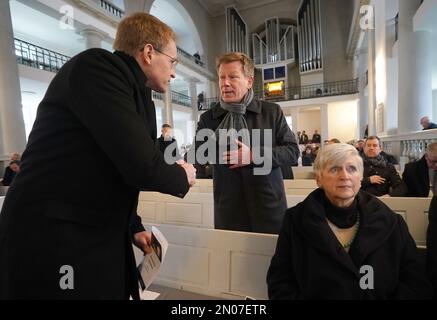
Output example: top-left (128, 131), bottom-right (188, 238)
top-left (0, 49), bottom-right (189, 299)
top-left (194, 100), bottom-right (299, 234)
top-left (361, 158), bottom-right (407, 197)
top-left (426, 196), bottom-right (437, 296)
top-left (267, 189), bottom-right (432, 299)
top-left (402, 156), bottom-right (431, 197)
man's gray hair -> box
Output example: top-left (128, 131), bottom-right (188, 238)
top-left (314, 143), bottom-right (364, 178)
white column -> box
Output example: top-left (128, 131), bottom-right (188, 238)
top-left (188, 79), bottom-right (199, 123)
top-left (207, 79), bottom-right (218, 99)
top-left (320, 104), bottom-right (328, 145)
top-left (0, 0), bottom-right (27, 155)
top-left (433, 90), bottom-right (437, 120)
top-left (80, 27), bottom-right (108, 49)
top-left (374, 0), bottom-right (387, 135)
top-left (367, 28), bottom-right (377, 137)
top-left (163, 84), bottom-right (173, 127)
top-left (358, 51), bottom-right (369, 139)
top-left (290, 107), bottom-right (300, 136)
top-left (398, 0), bottom-right (433, 133)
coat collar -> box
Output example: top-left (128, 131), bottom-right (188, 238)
top-left (211, 98), bottom-right (262, 119)
top-left (295, 189), bottom-right (397, 276)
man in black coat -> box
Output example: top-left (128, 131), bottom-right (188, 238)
top-left (361, 136), bottom-right (407, 197)
top-left (421, 116), bottom-right (437, 130)
top-left (191, 52), bottom-right (299, 234)
top-left (155, 124), bottom-right (181, 162)
top-left (403, 142), bottom-right (437, 197)
top-left (0, 13), bottom-right (196, 299)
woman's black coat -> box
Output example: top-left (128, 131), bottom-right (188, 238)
top-left (267, 189), bottom-right (432, 299)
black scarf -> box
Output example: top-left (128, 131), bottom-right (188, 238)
top-left (321, 192), bottom-right (359, 228)
top-left (363, 154), bottom-right (387, 168)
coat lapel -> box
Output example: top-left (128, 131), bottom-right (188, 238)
top-left (350, 193), bottom-right (397, 266)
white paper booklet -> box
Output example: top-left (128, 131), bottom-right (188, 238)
top-left (137, 226), bottom-right (168, 291)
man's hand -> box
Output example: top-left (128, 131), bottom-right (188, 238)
top-left (133, 231), bottom-right (152, 254)
top-left (177, 160), bottom-right (196, 187)
top-left (223, 140), bottom-right (252, 169)
top-left (370, 175), bottom-right (386, 185)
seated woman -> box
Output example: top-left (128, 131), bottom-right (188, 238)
top-left (267, 143), bottom-right (431, 299)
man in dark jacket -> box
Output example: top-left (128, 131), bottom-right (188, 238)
top-left (0, 13), bottom-right (196, 299)
top-left (421, 116), bottom-right (437, 130)
top-left (361, 136), bottom-right (407, 197)
top-left (191, 52), bottom-right (299, 234)
top-left (156, 124), bottom-right (181, 162)
top-left (403, 142), bottom-right (437, 197)
top-left (312, 130), bottom-right (321, 144)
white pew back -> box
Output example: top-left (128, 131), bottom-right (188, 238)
top-left (134, 224), bottom-right (277, 300)
top-left (139, 191), bottom-right (431, 245)
top-left (0, 196), bottom-right (4, 212)
top-left (190, 179), bottom-right (318, 195)
top-left (136, 195), bottom-right (432, 300)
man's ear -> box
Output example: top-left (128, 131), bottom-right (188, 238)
top-left (142, 43), bottom-right (154, 65)
top-left (247, 76), bottom-right (254, 89)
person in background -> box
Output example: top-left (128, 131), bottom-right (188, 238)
top-left (1, 160), bottom-right (20, 187)
top-left (403, 142), bottom-right (437, 197)
top-left (299, 130), bottom-right (309, 145)
top-left (193, 52), bottom-right (299, 234)
top-left (0, 13), bottom-right (196, 300)
top-left (361, 136), bottom-right (407, 197)
top-left (327, 138), bottom-right (341, 144)
top-left (156, 124), bottom-right (181, 163)
top-left (421, 116), bottom-right (437, 130)
top-left (197, 92), bottom-right (205, 110)
top-left (267, 143), bottom-right (431, 299)
top-left (301, 145), bottom-right (315, 167)
top-left (1, 153), bottom-right (21, 187)
top-left (312, 130), bottom-right (321, 144)
top-left (355, 140), bottom-right (365, 156)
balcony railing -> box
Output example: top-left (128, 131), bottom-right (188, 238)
top-left (199, 79), bottom-right (359, 110)
top-left (152, 91), bottom-right (192, 108)
top-left (98, 0), bottom-right (124, 18)
top-left (177, 47), bottom-right (205, 68)
top-left (15, 39), bottom-right (71, 73)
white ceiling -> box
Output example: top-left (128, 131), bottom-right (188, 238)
top-left (198, 0), bottom-right (283, 17)
top-left (150, 0), bottom-right (196, 53)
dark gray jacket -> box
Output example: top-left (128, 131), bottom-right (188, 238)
top-left (194, 100), bottom-right (299, 234)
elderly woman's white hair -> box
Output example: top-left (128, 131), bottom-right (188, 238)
top-left (313, 143), bottom-right (363, 178)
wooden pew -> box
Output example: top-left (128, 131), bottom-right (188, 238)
top-left (134, 196), bottom-right (431, 300)
top-left (138, 191), bottom-right (431, 245)
top-left (134, 224), bottom-right (277, 300)
top-left (378, 197), bottom-right (431, 246)
top-left (190, 179), bottom-right (318, 195)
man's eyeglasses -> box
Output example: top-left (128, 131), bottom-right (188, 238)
top-left (154, 47), bottom-right (179, 69)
